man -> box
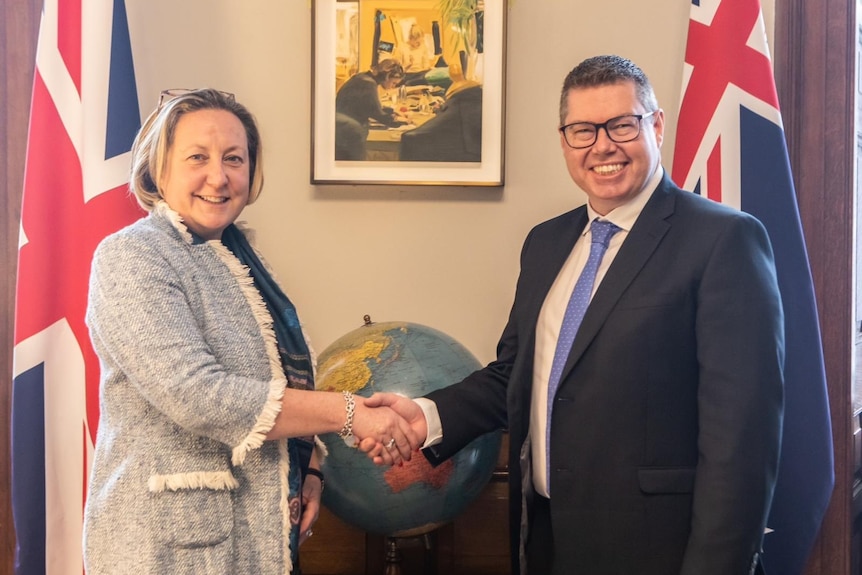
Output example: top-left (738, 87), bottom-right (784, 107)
top-left (365, 55), bottom-right (784, 575)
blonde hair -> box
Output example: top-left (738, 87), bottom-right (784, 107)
top-left (408, 24), bottom-right (424, 42)
top-left (129, 89), bottom-right (264, 212)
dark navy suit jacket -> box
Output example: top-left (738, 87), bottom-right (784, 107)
top-left (424, 173), bottom-right (784, 575)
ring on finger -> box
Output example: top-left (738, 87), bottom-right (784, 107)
top-left (387, 438), bottom-right (396, 449)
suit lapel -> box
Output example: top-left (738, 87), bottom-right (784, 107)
top-left (524, 209), bottom-right (590, 338)
top-left (506, 208), bottom-right (588, 432)
top-left (559, 180), bottom-right (676, 383)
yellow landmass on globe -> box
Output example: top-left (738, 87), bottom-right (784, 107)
top-left (316, 335), bottom-right (392, 393)
top-left (383, 454), bottom-right (454, 493)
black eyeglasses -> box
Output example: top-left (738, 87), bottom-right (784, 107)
top-left (559, 111), bottom-right (657, 149)
top-left (157, 88), bottom-right (236, 109)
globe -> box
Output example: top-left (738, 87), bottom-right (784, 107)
top-left (316, 317), bottom-right (502, 537)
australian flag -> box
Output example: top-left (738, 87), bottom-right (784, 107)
top-left (11, 0), bottom-right (143, 572)
top-left (671, 0), bottom-right (834, 573)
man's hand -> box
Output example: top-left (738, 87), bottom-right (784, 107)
top-left (358, 393), bottom-right (428, 465)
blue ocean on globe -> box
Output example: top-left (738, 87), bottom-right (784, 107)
top-left (316, 319), bottom-right (502, 537)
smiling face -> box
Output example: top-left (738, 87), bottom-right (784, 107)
top-left (560, 81), bottom-right (664, 215)
top-left (160, 109), bottom-right (250, 240)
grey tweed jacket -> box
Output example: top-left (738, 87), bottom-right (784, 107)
top-left (83, 202), bottom-right (300, 574)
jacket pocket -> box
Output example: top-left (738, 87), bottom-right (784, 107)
top-left (150, 471), bottom-right (236, 548)
top-left (637, 467), bottom-right (696, 494)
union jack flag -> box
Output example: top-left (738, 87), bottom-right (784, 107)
top-left (672, 1), bottom-right (834, 573)
top-left (11, 0), bottom-right (143, 572)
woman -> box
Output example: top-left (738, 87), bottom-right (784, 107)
top-left (393, 24), bottom-right (434, 74)
top-left (83, 89), bottom-right (417, 574)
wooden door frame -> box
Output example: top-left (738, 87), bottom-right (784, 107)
top-left (1, 0), bottom-right (41, 574)
top-left (774, 0), bottom-right (855, 571)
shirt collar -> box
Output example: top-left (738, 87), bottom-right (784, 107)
top-left (585, 165), bottom-right (664, 234)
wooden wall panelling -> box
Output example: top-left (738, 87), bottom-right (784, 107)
top-left (774, 0), bottom-right (855, 574)
top-left (1, 0), bottom-right (41, 573)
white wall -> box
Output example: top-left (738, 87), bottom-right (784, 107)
top-left (125, 0), bottom-right (774, 364)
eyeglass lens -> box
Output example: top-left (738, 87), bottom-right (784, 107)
top-left (562, 114), bottom-right (646, 148)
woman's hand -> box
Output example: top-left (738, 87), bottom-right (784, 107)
top-left (299, 463), bottom-right (323, 546)
top-left (358, 393), bottom-right (428, 466)
top-left (351, 395), bottom-right (421, 465)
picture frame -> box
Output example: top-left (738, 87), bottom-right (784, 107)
top-left (311, 0), bottom-right (506, 186)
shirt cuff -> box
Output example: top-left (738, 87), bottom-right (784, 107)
top-left (413, 397), bottom-right (443, 448)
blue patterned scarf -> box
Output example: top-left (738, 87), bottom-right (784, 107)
top-left (222, 224), bottom-right (314, 566)
top-left (222, 224), bottom-right (315, 394)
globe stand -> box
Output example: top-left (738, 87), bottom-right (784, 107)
top-left (383, 537), bottom-right (402, 575)
top-left (383, 532), bottom-right (436, 575)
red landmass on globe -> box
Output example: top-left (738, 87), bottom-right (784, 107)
top-left (383, 454), bottom-right (454, 493)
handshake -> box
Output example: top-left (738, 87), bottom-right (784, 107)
top-left (348, 392), bottom-right (429, 467)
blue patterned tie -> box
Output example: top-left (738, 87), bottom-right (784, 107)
top-left (546, 219), bottom-right (621, 492)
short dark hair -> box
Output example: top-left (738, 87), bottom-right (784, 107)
top-left (559, 55), bottom-right (658, 125)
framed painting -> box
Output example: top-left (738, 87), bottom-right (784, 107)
top-left (311, 0), bottom-right (506, 186)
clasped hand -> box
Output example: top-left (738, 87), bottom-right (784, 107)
top-left (351, 393), bottom-right (427, 466)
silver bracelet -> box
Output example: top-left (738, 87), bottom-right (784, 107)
top-left (337, 391), bottom-right (356, 446)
